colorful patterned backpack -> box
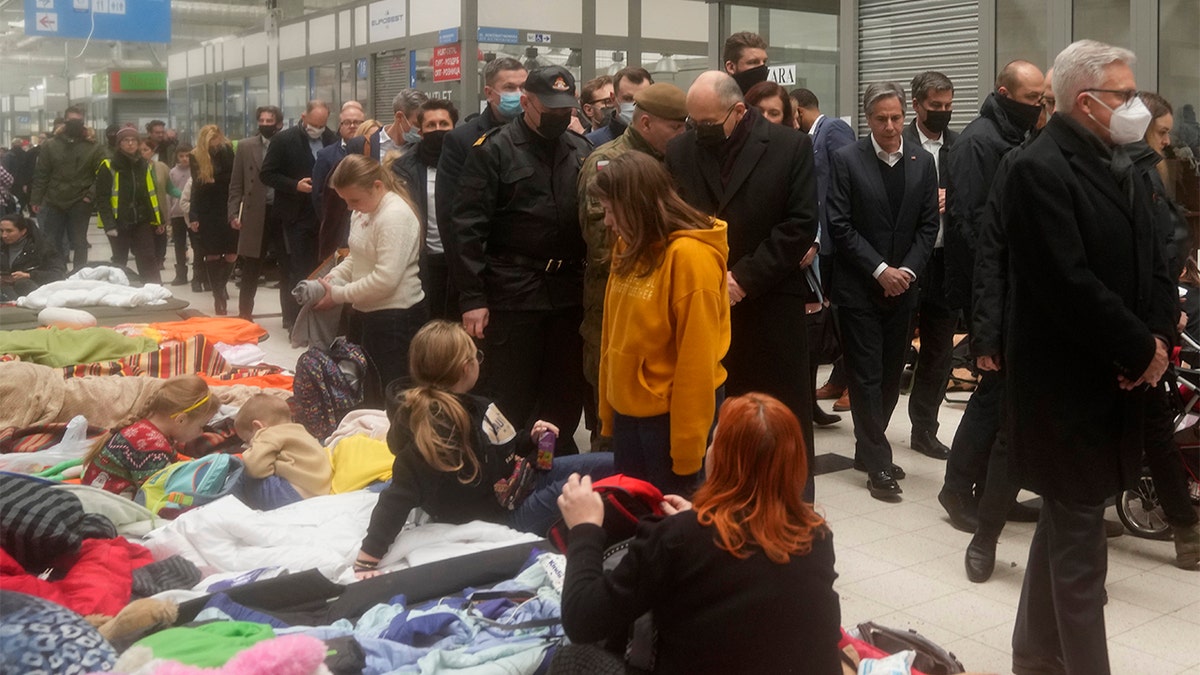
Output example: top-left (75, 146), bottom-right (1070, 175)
top-left (292, 336), bottom-right (368, 441)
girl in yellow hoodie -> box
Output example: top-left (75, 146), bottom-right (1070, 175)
top-left (592, 151), bottom-right (731, 496)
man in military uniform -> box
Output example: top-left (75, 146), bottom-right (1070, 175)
top-left (449, 65), bottom-right (594, 454)
top-left (576, 82), bottom-right (689, 448)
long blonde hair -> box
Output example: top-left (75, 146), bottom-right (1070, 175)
top-left (83, 375), bottom-right (219, 466)
top-left (191, 125), bottom-right (227, 184)
top-left (329, 153), bottom-right (420, 215)
top-left (397, 321), bottom-right (481, 483)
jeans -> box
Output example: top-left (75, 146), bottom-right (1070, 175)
top-left (40, 201), bottom-right (92, 270)
top-left (355, 302), bottom-right (431, 398)
top-left (508, 452), bottom-right (616, 536)
top-left (611, 387), bottom-right (724, 497)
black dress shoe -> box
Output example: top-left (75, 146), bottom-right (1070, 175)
top-left (965, 533), bottom-right (997, 583)
top-left (867, 471), bottom-right (903, 501)
top-left (938, 488), bottom-right (979, 533)
top-left (911, 430), bottom-right (950, 460)
top-left (814, 407), bottom-right (842, 427)
top-left (1006, 500), bottom-right (1040, 522)
top-left (853, 459), bottom-right (906, 479)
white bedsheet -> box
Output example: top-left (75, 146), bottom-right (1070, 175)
top-left (18, 279), bottom-right (172, 309)
top-left (139, 491), bottom-right (541, 585)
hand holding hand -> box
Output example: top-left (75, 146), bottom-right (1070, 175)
top-left (660, 494), bottom-right (693, 516)
top-left (877, 267), bottom-right (911, 297)
top-left (558, 473), bottom-right (605, 528)
top-left (727, 271), bottom-right (746, 305)
top-left (463, 307), bottom-right (489, 339)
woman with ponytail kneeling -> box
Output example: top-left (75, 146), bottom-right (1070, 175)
top-left (352, 321), bottom-right (614, 578)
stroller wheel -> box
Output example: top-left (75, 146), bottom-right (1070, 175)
top-left (1117, 473), bottom-right (1173, 540)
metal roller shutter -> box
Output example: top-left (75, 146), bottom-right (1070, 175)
top-left (373, 50), bottom-right (409, 121)
top-left (858, 0), bottom-right (980, 135)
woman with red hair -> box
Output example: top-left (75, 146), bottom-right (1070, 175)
top-left (557, 393), bottom-right (842, 673)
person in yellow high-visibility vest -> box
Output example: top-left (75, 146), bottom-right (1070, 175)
top-left (94, 127), bottom-right (164, 284)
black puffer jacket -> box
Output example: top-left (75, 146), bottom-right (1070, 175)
top-left (0, 226), bottom-right (65, 287)
top-left (94, 151), bottom-right (160, 231)
top-left (945, 93), bottom-right (1030, 311)
top-left (1129, 141), bottom-right (1192, 282)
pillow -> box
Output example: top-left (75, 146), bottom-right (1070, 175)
top-left (37, 307), bottom-right (98, 329)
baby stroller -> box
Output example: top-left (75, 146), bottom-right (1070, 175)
top-left (1117, 331), bottom-right (1200, 539)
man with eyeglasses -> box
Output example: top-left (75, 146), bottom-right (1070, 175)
top-left (666, 70), bottom-right (820, 499)
top-left (449, 65), bottom-right (593, 456)
top-left (311, 102), bottom-right (367, 263)
top-left (579, 75), bottom-right (614, 132)
top-left (937, 60), bottom-right (1045, 531)
top-left (1003, 40), bottom-right (1173, 674)
top-left (586, 67), bottom-right (653, 147)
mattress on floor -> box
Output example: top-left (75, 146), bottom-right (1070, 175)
top-left (0, 297), bottom-right (194, 331)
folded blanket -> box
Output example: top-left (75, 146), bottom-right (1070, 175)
top-left (325, 409), bottom-right (390, 448)
top-left (70, 265), bottom-right (131, 285)
top-left (147, 317), bottom-right (268, 346)
top-left (18, 279), bottom-right (172, 310)
top-left (0, 327), bottom-right (158, 367)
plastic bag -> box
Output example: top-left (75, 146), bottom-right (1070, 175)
top-left (0, 415), bottom-right (96, 475)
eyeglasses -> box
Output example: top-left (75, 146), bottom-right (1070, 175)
top-left (475, 349), bottom-right (485, 364)
top-left (339, 120), bottom-right (364, 127)
top-left (1081, 88), bottom-right (1141, 105)
top-left (589, 97), bottom-right (614, 106)
top-left (686, 103), bottom-right (738, 130)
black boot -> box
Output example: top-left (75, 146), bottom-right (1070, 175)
top-left (965, 531), bottom-right (998, 583)
top-left (192, 259), bottom-right (208, 293)
top-left (207, 259), bottom-right (232, 316)
top-left (170, 265), bottom-right (188, 286)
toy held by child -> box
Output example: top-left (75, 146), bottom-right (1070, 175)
top-left (352, 320), bottom-right (615, 579)
top-left (82, 375), bottom-right (218, 499)
top-left (234, 394), bottom-right (333, 510)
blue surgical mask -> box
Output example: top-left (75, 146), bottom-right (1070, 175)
top-left (404, 128), bottom-right (422, 144)
top-left (618, 101), bottom-right (636, 125)
top-left (499, 92), bottom-right (523, 119)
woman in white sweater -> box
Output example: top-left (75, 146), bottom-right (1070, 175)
top-left (314, 153), bottom-right (428, 392)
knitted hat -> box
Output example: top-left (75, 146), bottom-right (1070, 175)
top-left (115, 127), bottom-right (140, 143)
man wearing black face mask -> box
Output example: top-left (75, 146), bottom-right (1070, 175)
top-left (666, 70), bottom-right (820, 499)
top-left (723, 32), bottom-right (770, 96)
top-left (450, 65), bottom-right (592, 454)
top-left (30, 105), bottom-right (103, 272)
top-left (902, 71), bottom-right (959, 462)
top-left (938, 60), bottom-right (1045, 531)
top-left (393, 98), bottom-right (459, 320)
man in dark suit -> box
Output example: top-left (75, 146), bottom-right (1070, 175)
top-left (666, 70), bottom-right (820, 499)
top-left (827, 82), bottom-right (939, 501)
top-left (259, 100), bottom-right (337, 327)
top-left (902, 71), bottom-right (959, 461)
top-left (1003, 41), bottom-right (1173, 674)
top-left (312, 102), bottom-right (365, 262)
top-left (435, 57), bottom-right (526, 270)
top-left (938, 60), bottom-right (1045, 530)
top-left (794, 88), bottom-right (857, 418)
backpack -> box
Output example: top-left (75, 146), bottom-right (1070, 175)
top-left (292, 337), bottom-right (368, 441)
top-left (135, 454), bottom-right (245, 518)
top-left (854, 621), bottom-right (966, 675)
top-left (547, 474), bottom-right (666, 552)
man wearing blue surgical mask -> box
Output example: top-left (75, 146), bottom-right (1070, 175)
top-left (372, 88), bottom-right (428, 162)
top-left (586, 67), bottom-right (653, 146)
top-left (436, 57), bottom-right (527, 251)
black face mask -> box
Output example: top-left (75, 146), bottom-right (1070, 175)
top-left (922, 109), bottom-right (953, 134)
top-left (258, 125), bottom-right (279, 139)
top-left (995, 94), bottom-right (1043, 132)
top-left (732, 64), bottom-right (769, 95)
top-left (536, 112), bottom-right (572, 139)
top-left (417, 130), bottom-right (448, 166)
top-left (64, 119), bottom-right (85, 138)
top-left (695, 124), bottom-right (728, 150)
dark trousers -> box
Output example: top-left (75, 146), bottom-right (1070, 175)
top-left (819, 254), bottom-right (848, 390)
top-left (726, 293), bottom-right (815, 500)
top-left (1012, 497), bottom-right (1110, 675)
top-left (976, 426), bottom-right (1021, 539)
top-left (611, 387), bottom-right (723, 497)
top-left (282, 221), bottom-right (317, 325)
top-left (239, 206), bottom-right (291, 320)
top-left (353, 302), bottom-right (430, 397)
top-left (1145, 383), bottom-right (1199, 527)
top-left (419, 252), bottom-right (453, 321)
top-left (945, 370), bottom-right (1005, 495)
top-left (40, 201), bottom-right (91, 270)
top-left (170, 216), bottom-right (201, 270)
top-left (839, 302), bottom-right (914, 473)
top-left (908, 252), bottom-right (959, 436)
top-left (477, 307), bottom-right (587, 455)
top-left (108, 225), bottom-right (161, 284)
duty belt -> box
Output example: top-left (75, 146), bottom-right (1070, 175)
top-left (494, 252), bottom-right (585, 275)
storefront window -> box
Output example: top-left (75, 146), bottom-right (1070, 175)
top-left (225, 79), bottom-right (247, 139)
top-left (722, 3), bottom-right (839, 116)
top-left (246, 75), bottom-right (270, 131)
top-left (412, 46), bottom-right (465, 108)
top-left (341, 62), bottom-right (356, 110)
top-left (1072, 0), bottom-right (1130, 47)
top-left (1160, 0), bottom-right (1200, 152)
top-left (281, 70), bottom-right (308, 127)
top-left (312, 65), bottom-right (338, 110)
top-left (640, 52), bottom-right (709, 93)
top-left (996, 0), bottom-right (1047, 73)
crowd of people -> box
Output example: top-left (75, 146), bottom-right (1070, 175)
top-left (2, 28), bottom-right (1198, 674)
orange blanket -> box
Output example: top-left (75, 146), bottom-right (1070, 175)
top-left (145, 318), bottom-right (268, 346)
top-left (199, 373), bottom-right (294, 392)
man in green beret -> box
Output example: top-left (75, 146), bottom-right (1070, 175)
top-left (576, 82), bottom-right (690, 449)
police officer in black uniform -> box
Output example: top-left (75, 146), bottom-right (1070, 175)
top-left (449, 65), bottom-right (593, 454)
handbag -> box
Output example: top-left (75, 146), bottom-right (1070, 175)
top-left (805, 299), bottom-right (841, 365)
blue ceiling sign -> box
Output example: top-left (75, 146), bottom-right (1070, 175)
top-left (24, 0), bottom-right (171, 44)
top-left (477, 26), bottom-right (519, 45)
top-left (438, 27), bottom-right (458, 45)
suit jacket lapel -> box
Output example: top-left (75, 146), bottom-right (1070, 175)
top-left (897, 142), bottom-right (924, 226)
top-left (695, 145), bottom-right (724, 210)
top-left (720, 120), bottom-right (769, 212)
top-left (857, 139), bottom-right (892, 225)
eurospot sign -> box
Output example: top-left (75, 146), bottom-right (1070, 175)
top-left (24, 0), bottom-right (170, 43)
top-left (367, 0), bottom-right (405, 43)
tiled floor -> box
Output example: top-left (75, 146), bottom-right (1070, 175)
top-left (96, 229), bottom-right (1200, 674)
